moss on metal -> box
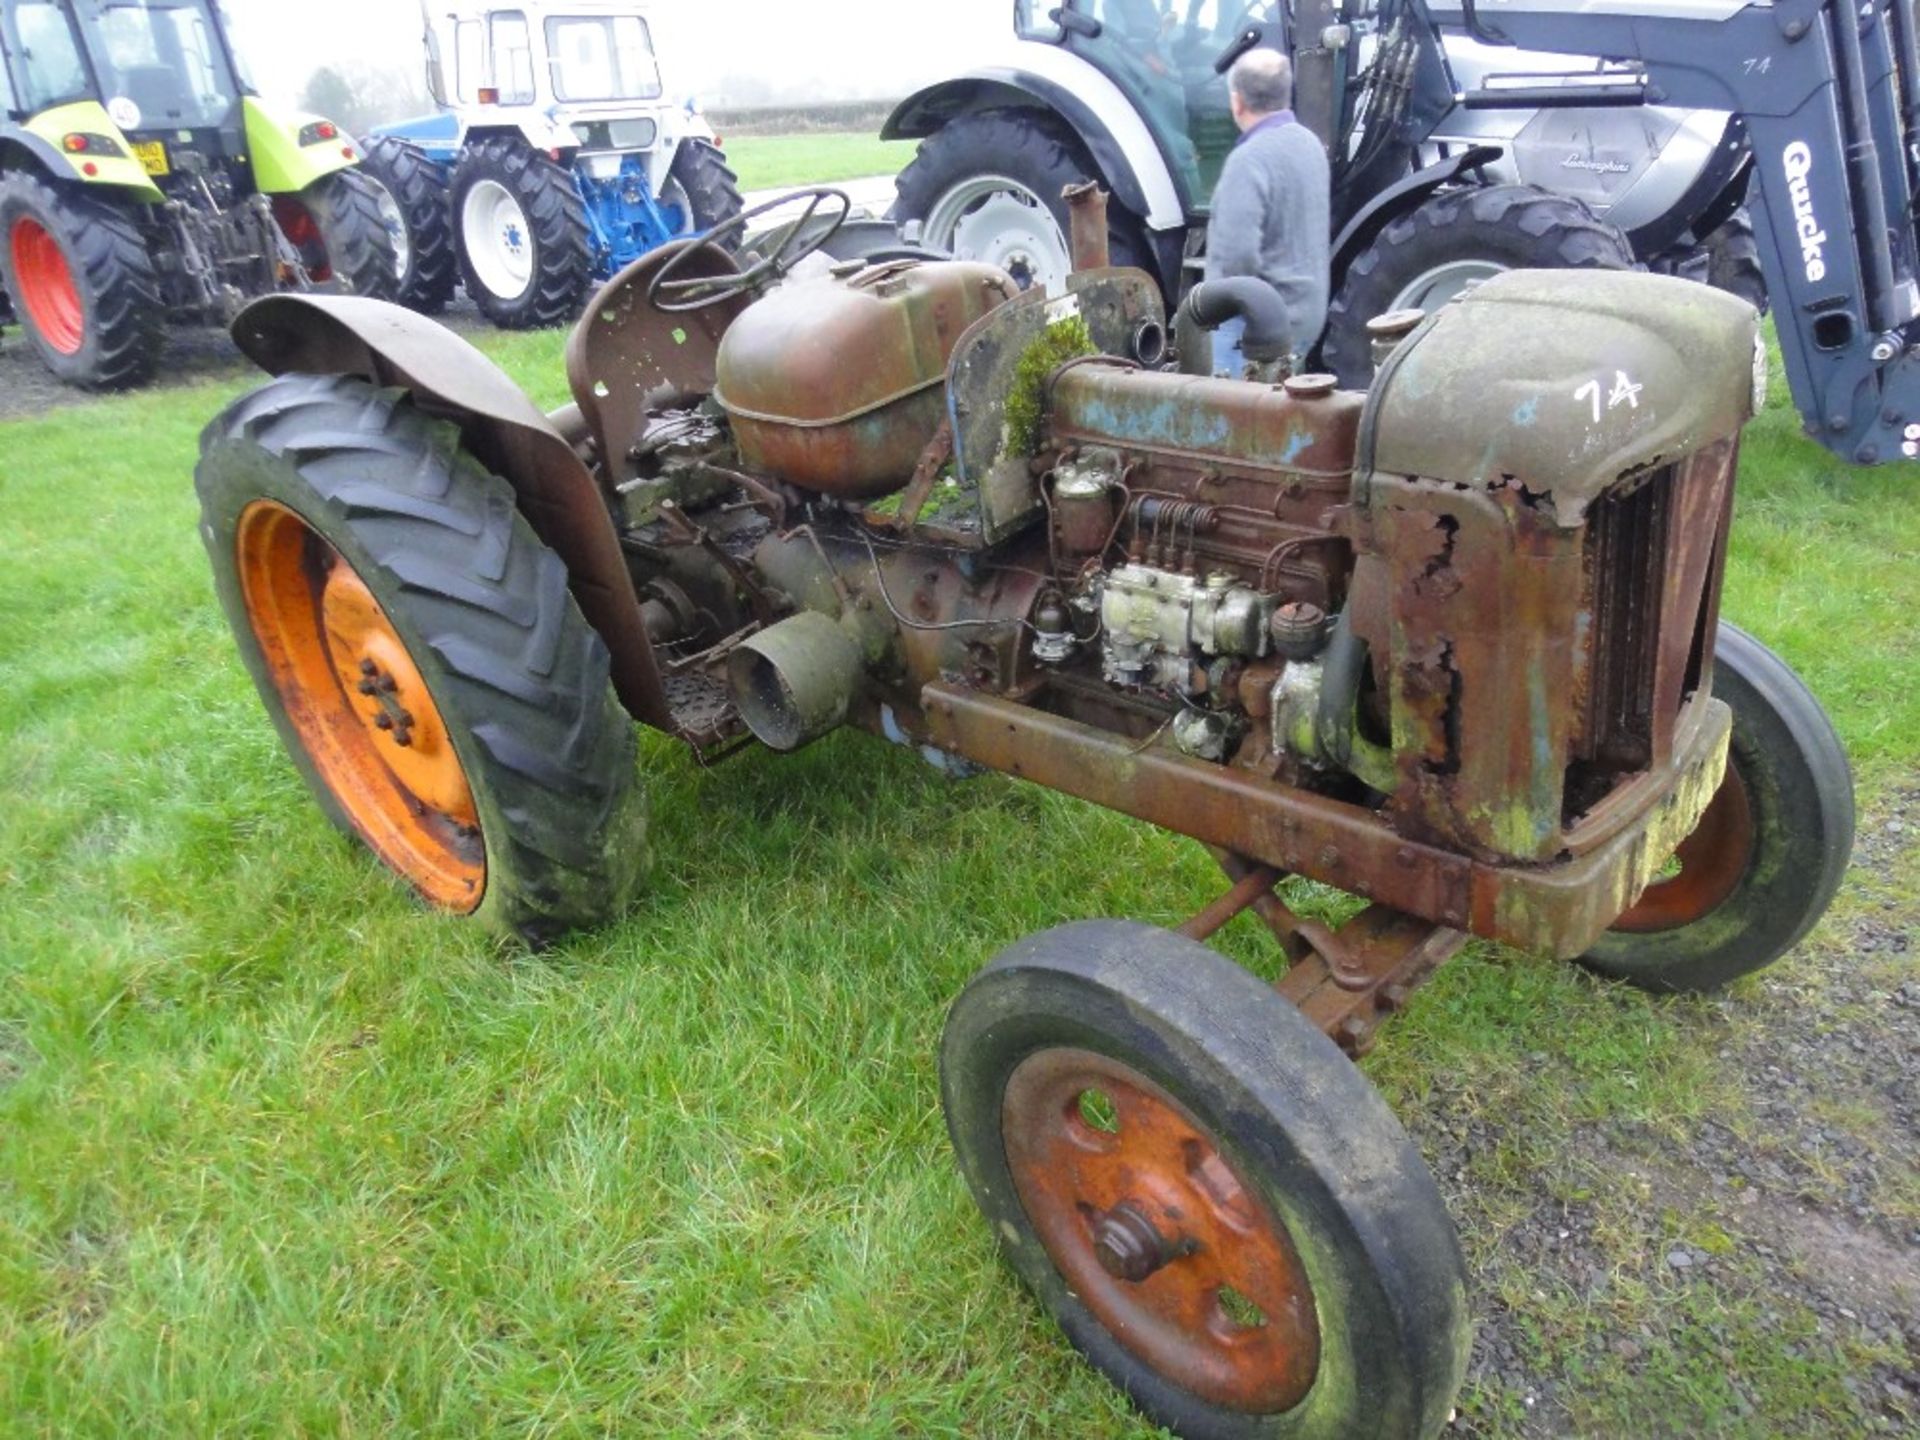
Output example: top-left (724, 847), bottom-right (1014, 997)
top-left (1001, 314), bottom-right (1096, 460)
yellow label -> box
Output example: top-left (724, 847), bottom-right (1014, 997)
top-left (133, 140), bottom-right (169, 177)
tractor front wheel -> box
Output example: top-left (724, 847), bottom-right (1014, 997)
top-left (942, 920), bottom-right (1470, 1439)
top-left (1321, 184), bottom-right (1634, 386)
top-left (357, 136), bottom-right (457, 314)
top-left (195, 373), bottom-right (648, 944)
top-left (0, 170), bottom-right (162, 389)
top-left (273, 169), bottom-right (400, 301)
top-left (452, 138), bottom-right (593, 328)
top-left (1578, 623), bottom-right (1854, 993)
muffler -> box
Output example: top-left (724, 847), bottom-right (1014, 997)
top-left (727, 611), bottom-right (864, 752)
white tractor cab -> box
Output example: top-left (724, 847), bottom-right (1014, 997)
top-left (366, 0), bottom-right (740, 326)
top-left (887, 0), bottom-right (1760, 380)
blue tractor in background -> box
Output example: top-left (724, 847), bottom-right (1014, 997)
top-left (361, 0), bottom-right (740, 327)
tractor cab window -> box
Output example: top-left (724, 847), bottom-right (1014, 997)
top-left (545, 14), bottom-right (662, 103)
top-left (72, 0), bottom-right (239, 131)
top-left (2, 0), bottom-right (92, 113)
top-left (451, 10), bottom-right (536, 106)
top-left (1073, 0), bottom-right (1286, 201)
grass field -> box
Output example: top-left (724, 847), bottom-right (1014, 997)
top-left (717, 131), bottom-right (915, 192)
top-left (1, 308), bottom-right (1916, 1435)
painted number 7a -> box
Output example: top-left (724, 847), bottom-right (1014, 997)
top-left (1574, 371), bottom-right (1645, 423)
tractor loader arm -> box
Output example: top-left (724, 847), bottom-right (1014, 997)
top-left (229, 294), bottom-right (672, 728)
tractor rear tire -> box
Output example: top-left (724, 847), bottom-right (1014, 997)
top-left (891, 108), bottom-right (1151, 294)
top-left (452, 137), bottom-right (593, 328)
top-left (1577, 623), bottom-right (1854, 993)
top-left (942, 920), bottom-right (1470, 1439)
top-left (1704, 208), bottom-right (1768, 316)
top-left (1322, 183), bottom-right (1635, 387)
top-left (275, 169), bottom-right (400, 301)
top-left (195, 372), bottom-right (648, 945)
top-left (357, 136), bottom-right (457, 314)
top-left (0, 169), bottom-right (162, 390)
top-left (668, 138), bottom-right (744, 243)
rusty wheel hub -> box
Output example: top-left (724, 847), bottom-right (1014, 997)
top-left (1613, 764), bottom-right (1755, 932)
top-left (1001, 1047), bottom-right (1320, 1414)
top-left (235, 500), bottom-right (484, 911)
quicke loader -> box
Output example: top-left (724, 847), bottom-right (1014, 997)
top-left (192, 188), bottom-right (1855, 1437)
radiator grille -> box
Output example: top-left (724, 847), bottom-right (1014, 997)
top-left (1580, 468), bottom-right (1675, 774)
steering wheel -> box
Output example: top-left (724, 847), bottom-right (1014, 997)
top-left (647, 188), bottom-right (854, 313)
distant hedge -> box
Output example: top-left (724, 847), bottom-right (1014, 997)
top-left (707, 100), bottom-right (901, 137)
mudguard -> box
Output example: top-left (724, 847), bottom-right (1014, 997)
top-left (1331, 146), bottom-right (1505, 281)
top-left (243, 97), bottom-right (358, 194)
top-left (229, 293), bottom-right (672, 729)
top-left (885, 48), bottom-right (1186, 230)
top-left (3, 104), bottom-right (163, 201)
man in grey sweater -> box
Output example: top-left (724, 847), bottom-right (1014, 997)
top-left (1204, 50), bottom-right (1331, 377)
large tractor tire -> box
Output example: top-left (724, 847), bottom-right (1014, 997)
top-left (0, 170), bottom-right (162, 389)
top-left (667, 137), bottom-right (744, 243)
top-left (195, 372), bottom-right (648, 945)
top-left (1322, 183), bottom-right (1635, 387)
top-left (892, 108), bottom-right (1151, 294)
top-left (1577, 623), bottom-right (1854, 994)
top-left (271, 169), bottom-right (400, 301)
top-left (451, 137), bottom-right (593, 328)
top-left (943, 920), bottom-right (1471, 1439)
top-left (356, 136), bottom-right (457, 315)
top-left (1703, 207), bottom-right (1768, 316)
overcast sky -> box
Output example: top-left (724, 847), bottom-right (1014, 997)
top-left (228, 0), bottom-right (1009, 110)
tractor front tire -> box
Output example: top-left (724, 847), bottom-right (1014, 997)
top-left (892, 108), bottom-right (1151, 293)
top-left (668, 138), bottom-right (744, 243)
top-left (1322, 184), bottom-right (1634, 386)
top-left (195, 372), bottom-right (648, 945)
top-left (357, 136), bottom-right (457, 314)
top-left (1704, 207), bottom-right (1768, 315)
top-left (452, 138), bottom-right (593, 328)
top-left (943, 921), bottom-right (1471, 1439)
top-left (1578, 623), bottom-right (1854, 993)
top-left (0, 169), bottom-right (162, 389)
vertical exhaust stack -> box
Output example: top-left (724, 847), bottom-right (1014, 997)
top-left (1064, 182), bottom-right (1111, 273)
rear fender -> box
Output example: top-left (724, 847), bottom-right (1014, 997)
top-left (229, 293), bottom-right (671, 729)
top-left (6, 105), bottom-right (163, 201)
top-left (885, 51), bottom-right (1185, 231)
top-left (243, 97), bottom-right (357, 194)
top-left (1330, 146), bottom-right (1505, 285)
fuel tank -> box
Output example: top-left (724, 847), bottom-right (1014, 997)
top-left (713, 260), bottom-right (1016, 498)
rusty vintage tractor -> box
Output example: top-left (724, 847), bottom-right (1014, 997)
top-left (194, 187), bottom-right (1854, 1438)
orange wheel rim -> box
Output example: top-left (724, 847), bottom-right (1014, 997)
top-left (235, 500), bottom-right (484, 911)
top-left (1613, 764), bottom-right (1754, 932)
top-left (270, 197), bottom-right (334, 282)
top-left (1003, 1048), bottom-right (1320, 1414)
top-left (11, 217), bottom-right (84, 354)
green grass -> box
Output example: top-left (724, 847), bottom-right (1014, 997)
top-left (718, 131), bottom-right (916, 193)
top-left (0, 331), bottom-right (1915, 1436)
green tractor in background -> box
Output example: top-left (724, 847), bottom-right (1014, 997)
top-left (0, 0), bottom-right (396, 389)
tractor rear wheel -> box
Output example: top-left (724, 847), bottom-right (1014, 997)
top-left (892, 108), bottom-right (1151, 294)
top-left (272, 169), bottom-right (400, 300)
top-left (195, 372), bottom-right (648, 945)
top-left (668, 138), bottom-right (744, 242)
top-left (357, 136), bottom-right (457, 314)
top-left (1578, 623), bottom-right (1854, 993)
top-left (1322, 184), bottom-right (1634, 386)
top-left (0, 170), bottom-right (162, 389)
top-left (452, 138), bottom-right (593, 328)
top-left (942, 920), bottom-right (1470, 1439)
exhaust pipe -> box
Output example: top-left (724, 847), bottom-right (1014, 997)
top-left (727, 611), bottom-right (863, 752)
top-left (1063, 181), bottom-right (1110, 272)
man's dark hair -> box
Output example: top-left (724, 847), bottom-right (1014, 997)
top-left (1229, 49), bottom-right (1293, 115)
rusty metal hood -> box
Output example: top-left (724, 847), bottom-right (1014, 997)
top-left (1360, 270), bottom-right (1759, 526)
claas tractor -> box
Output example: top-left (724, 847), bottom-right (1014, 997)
top-left (0, 0), bottom-right (395, 389)
top-left (191, 187), bottom-right (1854, 1436)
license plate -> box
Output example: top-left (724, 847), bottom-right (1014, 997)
top-left (132, 140), bottom-right (169, 177)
